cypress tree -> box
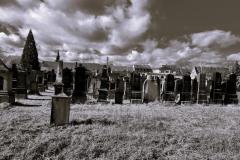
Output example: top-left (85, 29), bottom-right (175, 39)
top-left (21, 30), bottom-right (40, 71)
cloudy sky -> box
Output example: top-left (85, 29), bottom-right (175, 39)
top-left (0, 0), bottom-right (240, 67)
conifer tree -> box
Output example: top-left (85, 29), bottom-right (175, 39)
top-left (21, 30), bottom-right (40, 71)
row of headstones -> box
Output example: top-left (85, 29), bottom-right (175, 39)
top-left (11, 64), bottom-right (56, 100)
top-left (129, 72), bottom-right (238, 105)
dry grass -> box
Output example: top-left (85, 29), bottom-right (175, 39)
top-left (1, 96), bottom-right (240, 159)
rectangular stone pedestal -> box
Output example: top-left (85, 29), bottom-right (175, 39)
top-left (50, 93), bottom-right (71, 126)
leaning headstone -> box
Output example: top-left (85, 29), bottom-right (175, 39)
top-left (98, 65), bottom-right (110, 102)
top-left (143, 75), bottom-right (160, 103)
top-left (115, 76), bottom-right (125, 104)
top-left (72, 65), bottom-right (88, 103)
top-left (62, 68), bottom-right (73, 96)
top-left (162, 74), bottom-right (175, 102)
top-left (50, 92), bottom-right (71, 126)
top-left (223, 74), bottom-right (238, 104)
top-left (181, 74), bottom-right (191, 103)
top-left (197, 73), bottom-right (208, 104)
top-left (130, 72), bottom-right (142, 103)
top-left (210, 72), bottom-right (222, 104)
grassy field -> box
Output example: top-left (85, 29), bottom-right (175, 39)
top-left (1, 91), bottom-right (240, 159)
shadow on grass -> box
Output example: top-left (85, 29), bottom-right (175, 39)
top-left (70, 118), bottom-right (116, 126)
top-left (27, 97), bottom-right (51, 100)
top-left (13, 102), bottom-right (42, 107)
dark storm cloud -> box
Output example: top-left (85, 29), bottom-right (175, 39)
top-left (0, 0), bottom-right (240, 66)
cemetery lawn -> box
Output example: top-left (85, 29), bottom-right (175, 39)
top-left (1, 90), bottom-right (240, 159)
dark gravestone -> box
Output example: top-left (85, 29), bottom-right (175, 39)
top-left (210, 72), bottom-right (222, 104)
top-left (115, 77), bottom-right (125, 104)
top-left (181, 74), bottom-right (191, 103)
top-left (62, 68), bottom-right (73, 96)
top-left (37, 71), bottom-right (45, 92)
top-left (223, 74), bottom-right (238, 104)
top-left (130, 72), bottom-right (142, 103)
top-left (162, 74), bottom-right (175, 102)
top-left (191, 78), bottom-right (198, 103)
top-left (53, 82), bottom-right (64, 95)
top-left (197, 73), bottom-right (208, 104)
top-left (174, 79), bottom-right (183, 104)
top-left (28, 70), bottom-right (39, 95)
top-left (15, 70), bottom-right (28, 99)
top-left (98, 66), bottom-right (110, 102)
top-left (12, 64), bottom-right (18, 91)
top-left (72, 65), bottom-right (88, 103)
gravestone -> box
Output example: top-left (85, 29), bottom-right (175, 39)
top-left (210, 72), bottom-right (222, 104)
top-left (62, 68), bottom-right (73, 96)
top-left (162, 74), bottom-right (175, 102)
top-left (98, 65), bottom-right (110, 102)
top-left (15, 70), bottom-right (28, 99)
top-left (115, 76), bottom-right (125, 104)
top-left (223, 74), bottom-right (238, 104)
top-left (130, 72), bottom-right (142, 103)
top-left (197, 73), bottom-right (208, 104)
top-left (191, 78), bottom-right (198, 103)
top-left (124, 76), bottom-right (130, 100)
top-left (28, 70), bottom-right (39, 95)
top-left (143, 75), bottom-right (160, 103)
top-left (47, 69), bottom-right (56, 85)
top-left (72, 65), bottom-right (88, 103)
top-left (53, 82), bottom-right (64, 95)
top-left (50, 92), bottom-right (71, 126)
top-left (37, 71), bottom-right (45, 92)
top-left (181, 74), bottom-right (191, 103)
top-left (174, 79), bottom-right (183, 104)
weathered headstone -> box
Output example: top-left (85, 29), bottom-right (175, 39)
top-left (143, 76), bottom-right (160, 103)
top-left (174, 79), bottom-right (183, 104)
top-left (197, 73), bottom-right (208, 104)
top-left (50, 92), bottom-right (71, 126)
top-left (28, 70), bottom-right (40, 95)
top-left (53, 82), bottom-right (64, 95)
top-left (210, 72), bottom-right (222, 104)
top-left (115, 76), bottom-right (125, 104)
top-left (223, 74), bottom-right (238, 104)
top-left (98, 65), bottom-right (110, 102)
top-left (181, 74), bottom-right (191, 103)
top-left (62, 68), bottom-right (73, 96)
top-left (72, 65), bottom-right (88, 103)
top-left (162, 74), bottom-right (175, 102)
top-left (191, 78), bottom-right (198, 103)
top-left (37, 71), bottom-right (45, 92)
top-left (130, 72), bottom-right (142, 103)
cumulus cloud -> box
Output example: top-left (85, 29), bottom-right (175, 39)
top-left (0, 0), bottom-right (240, 67)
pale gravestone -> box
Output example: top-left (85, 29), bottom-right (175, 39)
top-left (98, 65), bottom-right (110, 102)
top-left (223, 74), bottom-right (238, 104)
top-left (143, 76), bottom-right (160, 103)
top-left (115, 76), bottom-right (125, 104)
top-left (174, 79), bottom-right (183, 104)
top-left (72, 65), bottom-right (88, 103)
top-left (197, 73), bottom-right (208, 104)
top-left (162, 74), bottom-right (175, 102)
top-left (62, 68), bottom-right (73, 96)
top-left (210, 72), bottom-right (222, 104)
